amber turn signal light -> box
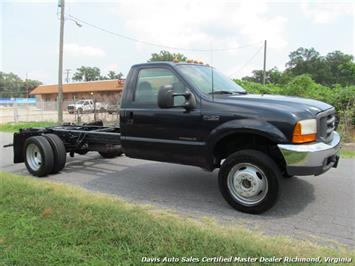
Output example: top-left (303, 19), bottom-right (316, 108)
top-left (292, 120), bottom-right (317, 143)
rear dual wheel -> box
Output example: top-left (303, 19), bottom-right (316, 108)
top-left (24, 134), bottom-right (66, 177)
top-left (44, 134), bottom-right (66, 174)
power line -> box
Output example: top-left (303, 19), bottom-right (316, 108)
top-left (67, 14), bottom-right (262, 52)
top-left (229, 45), bottom-right (263, 78)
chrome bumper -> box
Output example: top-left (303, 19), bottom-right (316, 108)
top-left (277, 131), bottom-right (341, 176)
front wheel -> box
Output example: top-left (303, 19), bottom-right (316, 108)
top-left (283, 173), bottom-right (294, 178)
top-left (218, 149), bottom-right (280, 214)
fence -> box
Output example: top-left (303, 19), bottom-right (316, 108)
top-left (0, 100), bottom-right (120, 125)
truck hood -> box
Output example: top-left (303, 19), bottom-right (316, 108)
top-left (223, 94), bottom-right (333, 117)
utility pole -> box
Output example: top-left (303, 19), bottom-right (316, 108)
top-left (57, 0), bottom-right (65, 123)
top-left (64, 69), bottom-right (71, 83)
top-left (262, 40), bottom-right (267, 86)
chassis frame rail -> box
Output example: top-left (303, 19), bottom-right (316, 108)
top-left (9, 121), bottom-right (121, 163)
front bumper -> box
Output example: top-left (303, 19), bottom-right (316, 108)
top-left (277, 131), bottom-right (341, 176)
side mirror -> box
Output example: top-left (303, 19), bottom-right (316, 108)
top-left (158, 85), bottom-right (196, 111)
top-left (157, 85), bottom-right (174, 108)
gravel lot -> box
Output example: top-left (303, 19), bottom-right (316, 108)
top-left (0, 132), bottom-right (354, 248)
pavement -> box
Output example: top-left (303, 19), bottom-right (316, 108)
top-left (0, 132), bottom-right (354, 248)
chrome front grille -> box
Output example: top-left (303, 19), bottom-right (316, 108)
top-left (317, 108), bottom-right (337, 143)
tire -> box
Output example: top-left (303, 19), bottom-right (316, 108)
top-left (283, 173), bottom-right (294, 178)
top-left (100, 107), bottom-right (105, 113)
top-left (43, 134), bottom-right (66, 174)
top-left (218, 149), bottom-right (280, 214)
top-left (77, 108), bottom-right (83, 114)
top-left (24, 136), bottom-right (54, 177)
top-left (99, 147), bottom-right (123, 158)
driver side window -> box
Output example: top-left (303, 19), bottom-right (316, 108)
top-left (134, 68), bottom-right (186, 106)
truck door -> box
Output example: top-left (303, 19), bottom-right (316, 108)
top-left (120, 66), bottom-right (207, 167)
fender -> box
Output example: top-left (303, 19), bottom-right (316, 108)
top-left (206, 119), bottom-right (289, 152)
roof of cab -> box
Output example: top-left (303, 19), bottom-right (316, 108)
top-left (131, 61), bottom-right (209, 68)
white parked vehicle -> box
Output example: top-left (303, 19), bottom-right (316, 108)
top-left (67, 99), bottom-right (107, 114)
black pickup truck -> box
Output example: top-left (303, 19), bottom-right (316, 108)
top-left (7, 62), bottom-right (341, 214)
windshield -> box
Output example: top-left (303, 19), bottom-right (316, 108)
top-left (177, 64), bottom-right (246, 95)
top-left (76, 100), bottom-right (84, 104)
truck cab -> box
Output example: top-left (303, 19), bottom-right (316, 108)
top-left (119, 61), bottom-right (340, 213)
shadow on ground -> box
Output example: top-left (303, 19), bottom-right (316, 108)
top-left (54, 154), bottom-right (315, 220)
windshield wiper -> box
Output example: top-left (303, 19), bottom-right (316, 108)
top-left (209, 90), bottom-right (247, 95)
top-left (209, 90), bottom-right (234, 95)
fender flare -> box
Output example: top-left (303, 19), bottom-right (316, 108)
top-left (207, 119), bottom-right (289, 153)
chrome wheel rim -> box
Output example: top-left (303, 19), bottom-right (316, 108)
top-left (26, 143), bottom-right (42, 171)
top-left (227, 163), bottom-right (268, 206)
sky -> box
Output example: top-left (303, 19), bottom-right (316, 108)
top-left (0, 0), bottom-right (354, 84)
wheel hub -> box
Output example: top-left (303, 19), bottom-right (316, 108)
top-left (227, 163), bottom-right (268, 206)
top-left (26, 143), bottom-right (42, 171)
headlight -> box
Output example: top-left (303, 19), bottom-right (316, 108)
top-left (292, 119), bottom-right (317, 143)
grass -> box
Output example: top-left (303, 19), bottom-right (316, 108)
top-left (340, 149), bottom-right (355, 158)
top-left (0, 172), bottom-right (353, 265)
top-left (0, 121), bottom-right (57, 132)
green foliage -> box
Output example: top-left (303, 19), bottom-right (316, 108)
top-left (105, 70), bottom-right (123, 80)
top-left (72, 66), bottom-right (102, 82)
top-left (340, 149), bottom-right (355, 158)
top-left (243, 47), bottom-right (355, 87)
top-left (1, 172), bottom-right (352, 265)
top-left (0, 121), bottom-right (57, 132)
top-left (242, 67), bottom-right (284, 84)
top-left (285, 48), bottom-right (354, 86)
top-left (72, 67), bottom-right (124, 82)
top-left (235, 79), bottom-right (283, 95)
top-left (0, 72), bottom-right (41, 98)
top-left (325, 51), bottom-right (355, 86)
top-left (148, 50), bottom-right (187, 62)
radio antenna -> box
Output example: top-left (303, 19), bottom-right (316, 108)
top-left (210, 43), bottom-right (214, 101)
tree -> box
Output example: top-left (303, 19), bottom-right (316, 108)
top-left (284, 47), bottom-right (355, 86)
top-left (148, 50), bottom-right (187, 62)
top-left (0, 72), bottom-right (41, 98)
top-left (286, 47), bottom-right (321, 69)
top-left (243, 48), bottom-right (355, 86)
top-left (72, 66), bottom-right (102, 82)
top-left (72, 67), bottom-right (125, 81)
top-left (285, 47), bottom-right (332, 85)
top-left (106, 71), bottom-right (124, 80)
top-left (325, 51), bottom-right (355, 86)
top-left (26, 79), bottom-right (42, 95)
top-left (242, 67), bottom-right (283, 84)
